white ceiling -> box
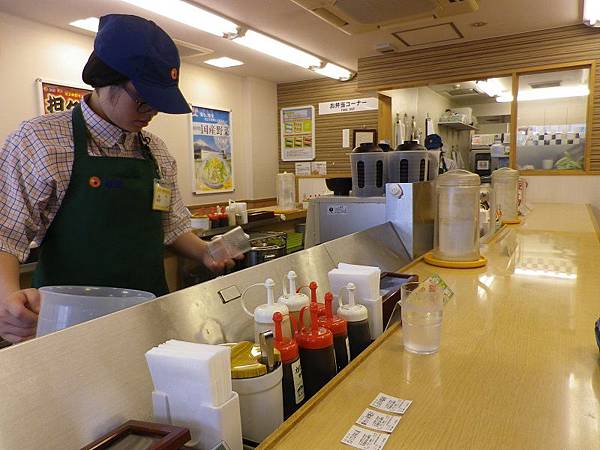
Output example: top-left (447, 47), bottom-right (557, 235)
top-left (0, 0), bottom-right (585, 83)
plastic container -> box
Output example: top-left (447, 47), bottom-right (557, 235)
top-left (36, 286), bottom-right (155, 337)
top-left (350, 143), bottom-right (386, 197)
top-left (241, 279), bottom-right (291, 342)
top-left (229, 341), bottom-right (283, 444)
top-left (278, 271), bottom-right (309, 335)
top-left (227, 200), bottom-right (248, 226)
top-left (296, 303), bottom-right (337, 399)
top-left (337, 283), bottom-right (371, 360)
top-left (318, 292), bottom-right (349, 372)
top-left (432, 169), bottom-right (482, 262)
top-left (209, 226), bottom-right (251, 261)
top-left (401, 281), bottom-right (443, 354)
top-left (277, 172), bottom-right (296, 210)
top-left (387, 141), bottom-right (429, 183)
top-left (273, 312), bottom-right (305, 419)
top-left (492, 167), bottom-right (520, 223)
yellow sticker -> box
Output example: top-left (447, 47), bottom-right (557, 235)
top-left (152, 181), bottom-right (171, 211)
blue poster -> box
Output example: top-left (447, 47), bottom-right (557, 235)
top-left (192, 105), bottom-right (233, 194)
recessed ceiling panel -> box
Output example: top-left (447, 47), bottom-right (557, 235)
top-left (393, 22), bottom-right (463, 46)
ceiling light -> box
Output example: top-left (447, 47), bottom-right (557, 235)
top-left (69, 17), bottom-right (100, 32)
top-left (496, 85), bottom-right (589, 102)
top-left (583, 0), bottom-right (600, 27)
top-left (204, 57), bottom-right (244, 68)
top-left (120, 0), bottom-right (239, 37)
top-left (312, 63), bottom-right (355, 81)
top-left (232, 30), bottom-right (322, 69)
top-left (475, 79), bottom-right (506, 97)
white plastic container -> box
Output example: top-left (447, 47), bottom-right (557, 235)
top-left (277, 172), bottom-right (296, 210)
top-left (36, 286), bottom-right (155, 337)
top-left (232, 364), bottom-right (283, 443)
top-left (433, 169), bottom-right (481, 262)
top-left (492, 167), bottom-right (520, 223)
top-left (277, 271), bottom-right (309, 334)
top-left (242, 279), bottom-right (291, 342)
top-left (209, 226), bottom-right (251, 261)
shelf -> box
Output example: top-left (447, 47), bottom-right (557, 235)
top-left (438, 121), bottom-right (478, 131)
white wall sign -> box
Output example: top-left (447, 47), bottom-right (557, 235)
top-left (318, 97), bottom-right (378, 115)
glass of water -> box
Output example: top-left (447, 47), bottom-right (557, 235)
top-left (400, 281), bottom-right (444, 354)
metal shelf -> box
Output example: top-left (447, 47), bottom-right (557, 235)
top-left (438, 121), bottom-right (478, 131)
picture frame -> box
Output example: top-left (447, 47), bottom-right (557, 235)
top-left (353, 129), bottom-right (378, 147)
top-left (81, 420), bottom-right (190, 450)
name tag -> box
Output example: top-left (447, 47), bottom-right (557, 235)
top-left (152, 179), bottom-right (171, 211)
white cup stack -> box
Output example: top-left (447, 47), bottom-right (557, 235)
top-left (145, 340), bottom-right (243, 450)
top-left (328, 263), bottom-right (383, 340)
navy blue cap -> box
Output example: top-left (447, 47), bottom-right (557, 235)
top-left (94, 14), bottom-right (191, 114)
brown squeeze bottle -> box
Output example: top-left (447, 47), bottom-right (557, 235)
top-left (296, 303), bottom-right (337, 400)
top-left (318, 292), bottom-right (349, 372)
top-left (308, 281), bottom-right (326, 318)
top-left (273, 312), bottom-right (305, 419)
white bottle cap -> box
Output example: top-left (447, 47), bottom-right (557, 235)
top-left (278, 271), bottom-right (309, 312)
top-left (337, 283), bottom-right (368, 322)
top-left (254, 278), bottom-right (289, 324)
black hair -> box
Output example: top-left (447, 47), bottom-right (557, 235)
top-left (82, 52), bottom-right (129, 88)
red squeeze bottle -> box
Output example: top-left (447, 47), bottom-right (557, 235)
top-left (296, 303), bottom-right (337, 400)
top-left (208, 208), bottom-right (219, 229)
top-left (273, 312), bottom-right (305, 419)
top-left (308, 281), bottom-right (326, 318)
top-left (318, 292), bottom-right (349, 372)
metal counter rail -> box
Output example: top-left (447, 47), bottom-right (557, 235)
top-left (0, 222), bottom-right (410, 450)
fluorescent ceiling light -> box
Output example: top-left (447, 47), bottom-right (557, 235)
top-left (312, 63), bottom-right (354, 81)
top-left (583, 0), bottom-right (600, 27)
top-left (204, 57), bottom-right (244, 68)
top-left (232, 30), bottom-right (321, 69)
top-left (70, 17), bottom-right (100, 32)
top-left (475, 79), bottom-right (506, 98)
top-left (496, 85), bottom-right (589, 102)
top-left (120, 0), bottom-right (239, 37)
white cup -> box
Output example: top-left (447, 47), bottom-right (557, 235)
top-left (542, 159), bottom-right (554, 170)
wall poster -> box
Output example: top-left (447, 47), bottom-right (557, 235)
top-left (280, 105), bottom-right (315, 161)
top-left (191, 105), bottom-right (234, 194)
top-left (36, 79), bottom-right (92, 115)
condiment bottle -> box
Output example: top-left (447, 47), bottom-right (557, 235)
top-left (337, 283), bottom-right (371, 360)
top-left (208, 207), bottom-right (219, 229)
top-left (241, 278), bottom-right (291, 342)
top-left (278, 271), bottom-right (309, 335)
top-left (217, 205), bottom-right (229, 228)
top-left (308, 281), bottom-right (326, 318)
top-left (318, 292), bottom-right (349, 372)
top-left (296, 303), bottom-right (337, 400)
top-left (273, 312), bottom-right (305, 419)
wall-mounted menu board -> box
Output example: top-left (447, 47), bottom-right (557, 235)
top-left (280, 105), bottom-right (315, 161)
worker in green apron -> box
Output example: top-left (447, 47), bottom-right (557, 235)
top-left (0, 15), bottom-right (237, 343)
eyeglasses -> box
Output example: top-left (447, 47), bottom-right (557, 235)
top-left (121, 83), bottom-right (155, 114)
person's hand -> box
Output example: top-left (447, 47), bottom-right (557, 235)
top-left (200, 243), bottom-right (244, 273)
top-left (0, 288), bottom-right (40, 343)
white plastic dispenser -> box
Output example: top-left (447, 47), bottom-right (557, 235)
top-left (242, 278), bottom-right (290, 342)
top-left (337, 283), bottom-right (371, 360)
top-left (277, 271), bottom-right (309, 334)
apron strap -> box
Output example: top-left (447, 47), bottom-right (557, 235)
top-left (71, 103), bottom-right (89, 161)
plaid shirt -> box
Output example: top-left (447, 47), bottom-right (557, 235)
top-left (0, 98), bottom-right (191, 263)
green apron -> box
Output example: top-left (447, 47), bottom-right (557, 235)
top-left (32, 104), bottom-right (169, 296)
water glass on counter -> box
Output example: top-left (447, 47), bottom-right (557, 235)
top-left (400, 282), bottom-right (443, 354)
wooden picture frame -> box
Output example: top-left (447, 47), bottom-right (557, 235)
top-left (81, 420), bottom-right (191, 450)
top-left (353, 129), bottom-right (378, 147)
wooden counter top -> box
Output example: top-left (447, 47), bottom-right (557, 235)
top-left (259, 203), bottom-right (600, 449)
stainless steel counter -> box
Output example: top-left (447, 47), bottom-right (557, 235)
top-left (0, 223), bottom-right (410, 449)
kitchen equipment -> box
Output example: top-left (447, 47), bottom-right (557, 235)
top-left (325, 177), bottom-right (352, 196)
top-left (37, 286), bottom-right (155, 337)
top-left (336, 283), bottom-right (371, 360)
top-left (273, 312), bottom-right (305, 419)
top-left (350, 142), bottom-right (386, 197)
top-left (278, 271), bottom-right (309, 332)
top-left (425, 170), bottom-right (486, 268)
top-left (247, 210), bottom-right (275, 222)
top-left (209, 226), bottom-right (251, 261)
top-left (230, 341), bottom-right (283, 444)
top-left (401, 281), bottom-right (443, 354)
top-left (296, 302), bottom-right (337, 400)
top-left (241, 278), bottom-right (291, 342)
top-left (318, 292), bottom-right (349, 372)
top-left (244, 232), bottom-right (287, 268)
top-left (387, 141), bottom-right (429, 183)
top-left (492, 167), bottom-right (520, 224)
top-left (472, 149), bottom-right (492, 176)
top-left (277, 172), bottom-right (296, 210)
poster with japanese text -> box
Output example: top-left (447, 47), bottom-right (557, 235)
top-left (37, 79), bottom-right (92, 115)
top-left (191, 105), bottom-right (234, 194)
top-left (280, 105), bottom-right (315, 161)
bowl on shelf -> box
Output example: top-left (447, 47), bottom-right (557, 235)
top-left (326, 177), bottom-right (353, 196)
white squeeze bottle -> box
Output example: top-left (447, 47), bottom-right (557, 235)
top-left (278, 271), bottom-right (310, 336)
top-left (241, 278), bottom-right (290, 342)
